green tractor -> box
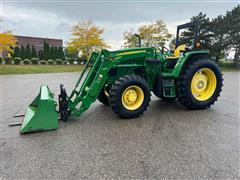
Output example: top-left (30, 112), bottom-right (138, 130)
top-left (20, 22), bottom-right (223, 133)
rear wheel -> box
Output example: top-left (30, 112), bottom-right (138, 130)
top-left (109, 75), bottom-right (151, 118)
top-left (176, 56), bottom-right (223, 109)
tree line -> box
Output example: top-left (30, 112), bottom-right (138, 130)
top-left (13, 41), bottom-right (65, 60)
top-left (179, 5), bottom-right (239, 66)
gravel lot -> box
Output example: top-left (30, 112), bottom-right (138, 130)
top-left (0, 71), bottom-right (239, 179)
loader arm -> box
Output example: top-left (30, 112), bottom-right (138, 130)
top-left (59, 49), bottom-right (113, 120)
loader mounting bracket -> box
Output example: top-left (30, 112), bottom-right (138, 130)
top-left (59, 84), bottom-right (69, 122)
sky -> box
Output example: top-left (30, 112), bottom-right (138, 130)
top-left (1, 0), bottom-right (239, 50)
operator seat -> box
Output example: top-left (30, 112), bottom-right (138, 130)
top-left (166, 44), bottom-right (186, 60)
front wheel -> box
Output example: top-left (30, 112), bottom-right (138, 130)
top-left (109, 75), bottom-right (151, 118)
top-left (97, 84), bottom-right (111, 106)
top-left (176, 57), bottom-right (223, 109)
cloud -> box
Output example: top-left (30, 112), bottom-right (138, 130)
top-left (167, 20), bottom-right (189, 35)
top-left (2, 16), bottom-right (17, 27)
top-left (2, 5), bottom-right (73, 43)
top-left (106, 39), bottom-right (123, 50)
top-left (55, 22), bottom-right (71, 34)
top-left (5, 1), bottom-right (238, 23)
top-left (2, 2), bottom-right (238, 50)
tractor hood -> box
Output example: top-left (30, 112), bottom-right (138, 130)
top-left (108, 47), bottom-right (156, 60)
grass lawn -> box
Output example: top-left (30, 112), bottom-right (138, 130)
top-left (219, 62), bottom-right (240, 71)
top-left (0, 65), bottom-right (85, 75)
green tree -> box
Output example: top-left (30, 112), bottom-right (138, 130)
top-left (123, 20), bottom-right (172, 48)
top-left (13, 45), bottom-right (20, 58)
top-left (46, 43), bottom-right (50, 59)
top-left (43, 41), bottom-right (50, 60)
top-left (169, 37), bottom-right (176, 50)
top-left (226, 5), bottom-right (240, 67)
top-left (180, 13), bottom-right (212, 49)
top-left (64, 48), bottom-right (78, 59)
top-left (20, 45), bottom-right (26, 59)
top-left (25, 43), bottom-right (31, 59)
top-left (209, 15), bottom-right (230, 63)
top-left (31, 45), bottom-right (37, 58)
top-left (54, 46), bottom-right (59, 59)
top-left (43, 41), bottom-right (47, 59)
top-left (123, 29), bottom-right (139, 48)
top-left (50, 46), bottom-right (55, 59)
top-left (38, 50), bottom-right (44, 60)
top-left (58, 47), bottom-right (65, 60)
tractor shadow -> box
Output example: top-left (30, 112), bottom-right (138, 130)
top-left (19, 98), bottom-right (214, 137)
top-left (61, 97), bottom-right (211, 126)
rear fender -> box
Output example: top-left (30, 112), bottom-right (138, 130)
top-left (172, 50), bottom-right (209, 77)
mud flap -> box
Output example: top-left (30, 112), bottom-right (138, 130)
top-left (20, 85), bottom-right (58, 134)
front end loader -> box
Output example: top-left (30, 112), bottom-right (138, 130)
top-left (20, 22), bottom-right (223, 133)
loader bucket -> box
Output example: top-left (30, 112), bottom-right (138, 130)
top-left (20, 85), bottom-right (58, 134)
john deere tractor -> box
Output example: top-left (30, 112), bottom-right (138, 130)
top-left (20, 22), bottom-right (223, 133)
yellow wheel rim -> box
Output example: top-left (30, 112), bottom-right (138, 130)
top-left (191, 68), bottom-right (217, 101)
top-left (121, 85), bottom-right (144, 110)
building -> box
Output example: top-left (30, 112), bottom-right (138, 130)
top-left (1, 35), bottom-right (63, 58)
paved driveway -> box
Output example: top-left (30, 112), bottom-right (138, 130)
top-left (0, 71), bottom-right (239, 179)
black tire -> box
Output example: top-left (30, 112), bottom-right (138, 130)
top-left (176, 56), bottom-right (223, 109)
top-left (161, 97), bottom-right (176, 101)
top-left (152, 90), bottom-right (161, 98)
top-left (109, 75), bottom-right (151, 118)
top-left (97, 85), bottom-right (111, 106)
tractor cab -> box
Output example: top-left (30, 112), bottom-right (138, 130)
top-left (165, 22), bottom-right (199, 60)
